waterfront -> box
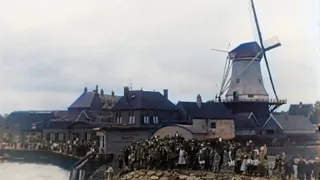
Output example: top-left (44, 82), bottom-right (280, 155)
top-left (0, 161), bottom-right (69, 180)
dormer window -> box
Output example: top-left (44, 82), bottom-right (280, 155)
top-left (153, 116), bottom-right (159, 124)
top-left (129, 111), bottom-right (135, 124)
top-left (143, 116), bottom-right (150, 124)
top-left (116, 112), bottom-right (122, 124)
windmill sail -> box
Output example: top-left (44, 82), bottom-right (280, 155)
top-left (264, 36), bottom-right (281, 51)
top-left (250, 0), bottom-right (279, 101)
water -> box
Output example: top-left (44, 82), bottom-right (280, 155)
top-left (0, 161), bottom-right (69, 180)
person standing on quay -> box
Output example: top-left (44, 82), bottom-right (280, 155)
top-left (117, 150), bottom-right (124, 170)
top-left (106, 165), bottom-right (114, 180)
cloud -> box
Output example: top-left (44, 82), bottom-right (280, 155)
top-left (0, 0), bottom-right (319, 113)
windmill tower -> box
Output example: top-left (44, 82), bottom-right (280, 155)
top-left (217, 0), bottom-right (286, 117)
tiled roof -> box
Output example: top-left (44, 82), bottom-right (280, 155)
top-left (69, 90), bottom-right (122, 109)
top-left (234, 112), bottom-right (260, 131)
top-left (177, 101), bottom-right (233, 119)
top-left (52, 111), bottom-right (68, 118)
top-left (7, 111), bottom-right (56, 131)
top-left (288, 103), bottom-right (313, 117)
top-left (68, 92), bottom-right (96, 109)
top-left (112, 90), bottom-right (177, 110)
top-left (45, 120), bottom-right (73, 129)
top-left (263, 114), bottom-right (315, 132)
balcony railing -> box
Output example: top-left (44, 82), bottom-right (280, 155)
top-left (222, 98), bottom-right (287, 104)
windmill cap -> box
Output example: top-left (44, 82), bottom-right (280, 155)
top-left (229, 41), bottom-right (263, 60)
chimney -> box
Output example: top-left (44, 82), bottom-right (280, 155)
top-left (84, 87), bottom-right (88, 93)
top-left (100, 89), bottom-right (104, 95)
top-left (196, 94), bottom-right (202, 108)
top-left (95, 85), bottom-right (99, 93)
top-left (124, 86), bottom-right (130, 102)
top-left (111, 90), bottom-right (115, 96)
top-left (163, 89), bottom-right (168, 99)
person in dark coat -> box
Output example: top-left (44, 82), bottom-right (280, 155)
top-left (312, 157), bottom-right (320, 180)
top-left (297, 157), bottom-right (306, 180)
top-left (305, 158), bottom-right (313, 180)
top-left (285, 155), bottom-right (294, 179)
top-left (117, 150), bottom-right (124, 170)
top-left (215, 138), bottom-right (224, 172)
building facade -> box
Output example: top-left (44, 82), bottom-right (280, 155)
top-left (96, 87), bottom-right (180, 153)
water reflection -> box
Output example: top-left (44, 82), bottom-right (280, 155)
top-left (0, 161), bottom-right (69, 180)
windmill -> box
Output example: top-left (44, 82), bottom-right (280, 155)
top-left (214, 0), bottom-right (286, 116)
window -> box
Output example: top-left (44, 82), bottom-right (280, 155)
top-left (210, 122), bottom-right (216, 129)
top-left (116, 112), bottom-right (122, 124)
top-left (129, 111), bottom-right (135, 124)
top-left (248, 94), bottom-right (254, 98)
top-left (236, 78), bottom-right (240, 83)
top-left (153, 116), bottom-right (159, 124)
top-left (144, 116), bottom-right (150, 124)
top-left (50, 133), bottom-right (55, 141)
top-left (101, 135), bottom-right (105, 149)
top-left (86, 133), bottom-right (92, 140)
top-left (58, 133), bottom-right (64, 141)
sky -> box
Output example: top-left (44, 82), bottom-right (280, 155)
top-left (0, 0), bottom-right (319, 114)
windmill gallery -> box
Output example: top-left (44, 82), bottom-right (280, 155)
top-left (1, 0), bottom-right (319, 158)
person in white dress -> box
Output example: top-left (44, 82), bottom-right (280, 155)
top-left (178, 146), bottom-right (187, 169)
top-left (106, 165), bottom-right (114, 180)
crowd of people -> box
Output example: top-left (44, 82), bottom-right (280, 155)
top-left (49, 138), bottom-right (100, 157)
top-left (7, 138), bottom-right (100, 158)
top-left (116, 133), bottom-right (320, 180)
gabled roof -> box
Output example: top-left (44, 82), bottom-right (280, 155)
top-left (177, 101), bottom-right (233, 119)
top-left (112, 90), bottom-right (177, 111)
top-left (74, 110), bottom-right (98, 122)
top-left (68, 92), bottom-right (97, 109)
top-left (7, 111), bottom-right (56, 131)
top-left (262, 114), bottom-right (315, 133)
top-left (234, 112), bottom-right (260, 131)
top-left (288, 103), bottom-right (313, 117)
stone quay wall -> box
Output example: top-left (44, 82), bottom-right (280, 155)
top-left (3, 149), bottom-right (79, 170)
top-left (110, 170), bottom-right (272, 180)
